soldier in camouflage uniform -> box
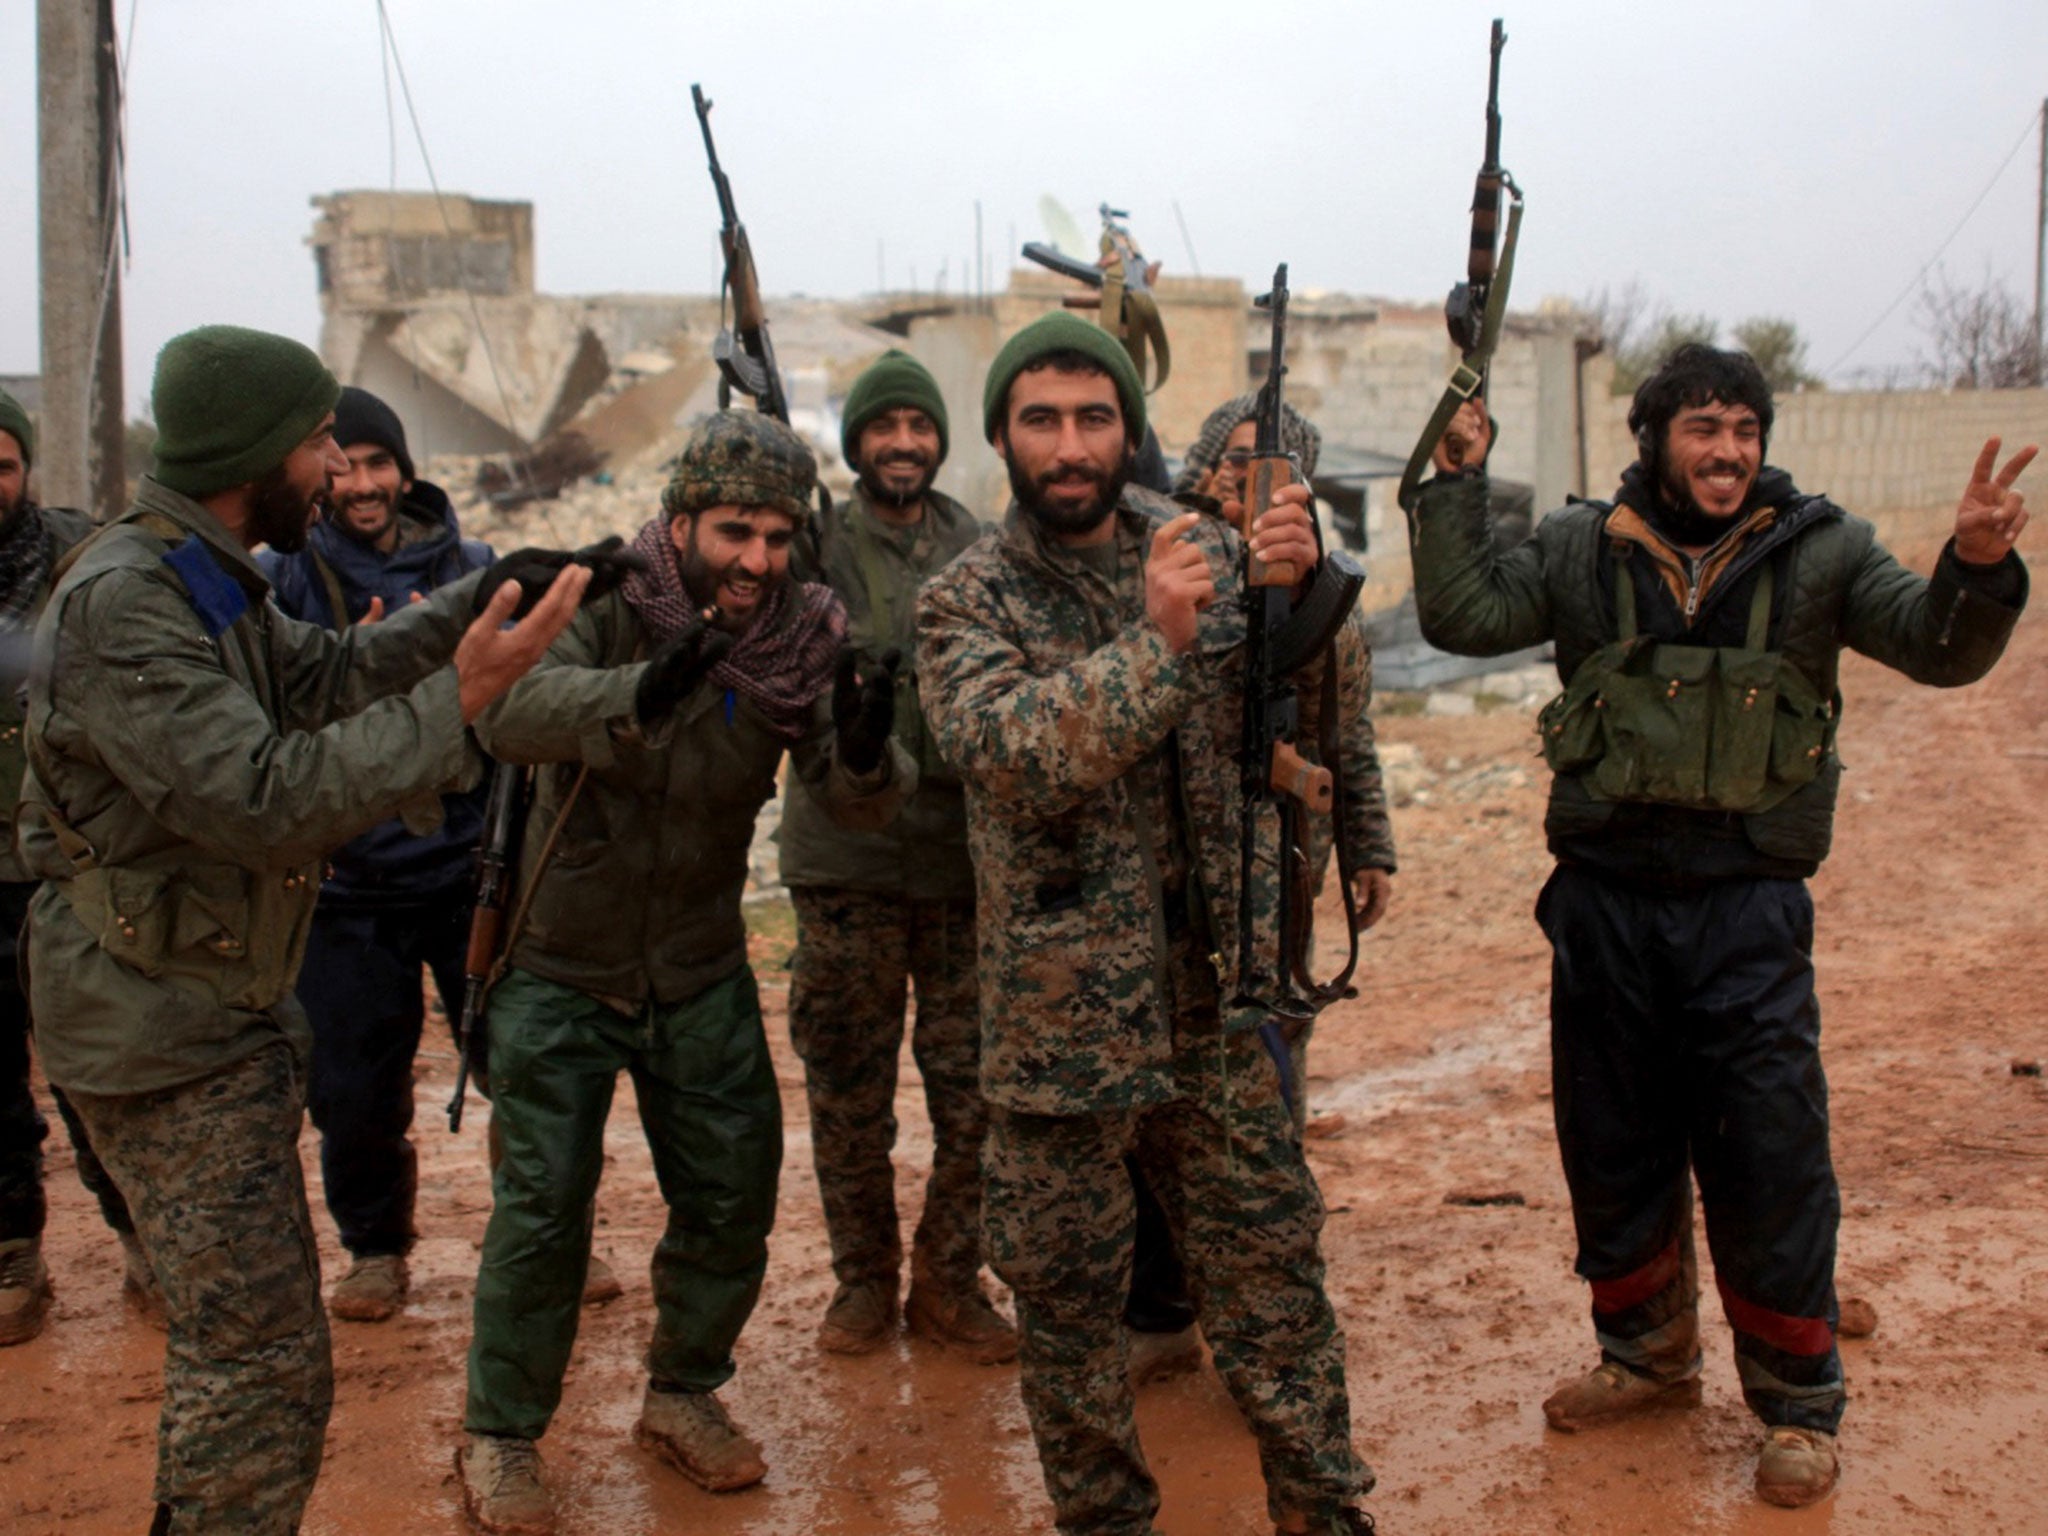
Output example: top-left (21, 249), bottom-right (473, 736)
top-left (778, 351), bottom-right (1013, 1363)
top-left (917, 312), bottom-right (1375, 1536)
top-left (0, 388), bottom-right (163, 1346)
top-left (20, 326), bottom-right (612, 1535)
top-left (456, 411), bottom-right (913, 1536)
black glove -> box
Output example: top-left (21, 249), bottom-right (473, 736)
top-left (832, 647), bottom-right (901, 776)
top-left (634, 617), bottom-right (734, 726)
top-left (473, 535), bottom-right (650, 618)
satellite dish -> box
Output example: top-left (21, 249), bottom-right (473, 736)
top-left (1037, 195), bottom-right (1086, 258)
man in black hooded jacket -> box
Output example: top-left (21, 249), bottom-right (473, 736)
top-left (1405, 344), bottom-right (2032, 1508)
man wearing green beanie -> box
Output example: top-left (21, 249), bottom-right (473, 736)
top-left (22, 324), bottom-right (630, 1535)
top-left (778, 349), bottom-right (1013, 1364)
top-left (916, 310), bottom-right (1378, 1534)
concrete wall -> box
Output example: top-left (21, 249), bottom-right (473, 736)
top-left (1585, 385), bottom-right (2048, 540)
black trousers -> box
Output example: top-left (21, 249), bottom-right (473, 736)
top-left (297, 888), bottom-right (470, 1258)
top-left (1539, 862), bottom-right (1844, 1432)
top-left (0, 880), bottom-right (131, 1242)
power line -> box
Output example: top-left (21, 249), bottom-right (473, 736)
top-left (1826, 101), bottom-right (2045, 378)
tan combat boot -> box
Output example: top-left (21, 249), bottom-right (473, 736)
top-left (634, 1385), bottom-right (766, 1491)
top-left (118, 1230), bottom-right (169, 1332)
top-left (0, 1238), bottom-right (54, 1346)
top-left (816, 1277), bottom-right (898, 1355)
top-left (1542, 1359), bottom-right (1702, 1431)
top-left (456, 1433), bottom-right (555, 1534)
top-left (329, 1253), bottom-right (408, 1322)
top-left (905, 1273), bottom-right (1018, 1365)
top-left (1755, 1426), bottom-right (1840, 1507)
top-left (1275, 1509), bottom-right (1378, 1535)
top-left (582, 1252), bottom-right (624, 1306)
top-left (1128, 1323), bottom-right (1204, 1387)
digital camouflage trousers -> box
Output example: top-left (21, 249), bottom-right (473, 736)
top-left (67, 1041), bottom-right (330, 1536)
top-left (787, 887), bottom-right (985, 1291)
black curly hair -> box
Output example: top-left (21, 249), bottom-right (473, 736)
top-left (1626, 344), bottom-right (1774, 481)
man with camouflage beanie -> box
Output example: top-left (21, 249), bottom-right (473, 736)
top-left (23, 324), bottom-right (615, 1534)
top-left (456, 409), bottom-right (914, 1535)
top-left (777, 349), bottom-right (1015, 1364)
top-left (917, 312), bottom-right (1376, 1535)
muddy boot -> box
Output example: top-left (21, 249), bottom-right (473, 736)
top-left (1837, 1295), bottom-right (1878, 1339)
top-left (634, 1385), bottom-right (766, 1491)
top-left (905, 1274), bottom-right (1018, 1365)
top-left (817, 1276), bottom-right (898, 1355)
top-left (329, 1253), bottom-right (408, 1322)
top-left (1542, 1359), bottom-right (1702, 1431)
top-left (1127, 1323), bottom-right (1204, 1387)
top-left (0, 1238), bottom-right (54, 1346)
top-left (1275, 1509), bottom-right (1378, 1535)
top-left (582, 1253), bottom-right (624, 1307)
top-left (118, 1230), bottom-right (169, 1332)
top-left (1755, 1426), bottom-right (1840, 1507)
top-left (457, 1433), bottom-right (555, 1534)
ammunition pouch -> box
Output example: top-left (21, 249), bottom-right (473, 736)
top-left (1537, 562), bottom-right (1837, 815)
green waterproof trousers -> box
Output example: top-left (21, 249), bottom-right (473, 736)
top-left (463, 965), bottom-right (782, 1439)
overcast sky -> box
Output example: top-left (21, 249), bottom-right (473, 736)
top-left (5, 0), bottom-right (2046, 413)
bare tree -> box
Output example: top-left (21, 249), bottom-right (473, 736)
top-left (1581, 283), bottom-right (1718, 393)
top-left (1730, 317), bottom-right (1823, 394)
top-left (1915, 267), bottom-right (2044, 388)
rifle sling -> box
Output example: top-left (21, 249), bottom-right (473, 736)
top-left (1398, 190), bottom-right (1525, 514)
top-left (482, 764), bottom-right (591, 998)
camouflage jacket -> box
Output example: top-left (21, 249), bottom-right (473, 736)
top-left (1, 504), bottom-right (95, 884)
top-left (22, 478), bottom-right (485, 1096)
top-left (477, 586), bottom-right (913, 1011)
top-left (916, 485), bottom-right (1358, 1114)
top-left (778, 482), bottom-right (982, 899)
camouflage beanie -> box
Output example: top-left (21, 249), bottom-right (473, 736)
top-left (841, 349), bottom-right (949, 467)
top-left (150, 325), bottom-right (341, 497)
top-left (1171, 392), bottom-right (1322, 497)
top-left (981, 311), bottom-right (1145, 445)
top-left (662, 409), bottom-right (817, 522)
top-left (0, 387), bottom-right (33, 468)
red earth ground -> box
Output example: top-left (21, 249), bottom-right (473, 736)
top-left (4, 531), bottom-right (2044, 1535)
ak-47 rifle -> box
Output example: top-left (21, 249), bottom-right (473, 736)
top-left (1399, 18), bottom-right (1524, 512)
top-left (691, 83), bottom-right (790, 422)
top-left (1235, 264), bottom-right (1367, 1111)
top-left (1021, 202), bottom-right (1171, 391)
top-left (448, 762), bottom-right (528, 1132)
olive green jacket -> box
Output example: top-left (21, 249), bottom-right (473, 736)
top-left (777, 483), bottom-right (981, 899)
top-left (2, 505), bottom-right (96, 885)
top-left (1410, 468), bottom-right (2027, 866)
top-left (477, 586), bottom-right (913, 1011)
top-left (22, 478), bottom-right (486, 1096)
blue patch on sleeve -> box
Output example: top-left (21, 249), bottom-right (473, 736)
top-left (161, 540), bottom-right (251, 637)
top-left (723, 688), bottom-right (736, 726)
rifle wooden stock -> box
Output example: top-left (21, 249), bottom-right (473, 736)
top-left (1468, 169), bottom-right (1503, 284)
top-left (1241, 454), bottom-right (1298, 588)
top-left (1268, 741), bottom-right (1333, 813)
top-left (463, 905), bottom-right (503, 978)
top-left (725, 230), bottom-right (769, 333)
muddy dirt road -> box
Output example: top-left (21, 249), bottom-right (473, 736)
top-left (5, 532), bottom-right (2045, 1535)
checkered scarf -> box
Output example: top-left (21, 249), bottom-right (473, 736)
top-left (620, 516), bottom-right (846, 740)
top-left (0, 504), bottom-right (51, 635)
top-left (1170, 393), bottom-right (1322, 498)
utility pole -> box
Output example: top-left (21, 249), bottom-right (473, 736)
top-left (2035, 95), bottom-right (2045, 384)
top-left (37, 0), bottom-right (125, 521)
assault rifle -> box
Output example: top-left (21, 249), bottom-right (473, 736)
top-left (692, 83), bottom-right (789, 421)
top-left (1235, 264), bottom-right (1366, 1104)
top-left (1398, 17), bottom-right (1524, 512)
top-left (1021, 202), bottom-right (1171, 391)
top-left (448, 763), bottom-right (528, 1132)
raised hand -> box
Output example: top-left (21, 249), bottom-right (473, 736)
top-left (832, 647), bottom-right (901, 775)
top-left (1953, 436), bottom-right (2036, 565)
top-left (635, 614), bottom-right (733, 726)
top-left (1145, 512), bottom-right (1217, 654)
top-left (455, 565), bottom-right (591, 722)
top-left (1431, 396), bottom-right (1492, 475)
top-left (473, 537), bottom-right (650, 619)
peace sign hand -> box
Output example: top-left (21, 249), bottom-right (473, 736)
top-left (1953, 436), bottom-right (2036, 565)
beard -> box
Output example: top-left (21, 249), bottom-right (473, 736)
top-left (1652, 457), bottom-right (1756, 545)
top-left (675, 525), bottom-right (783, 634)
top-left (857, 450), bottom-right (938, 511)
top-left (247, 463), bottom-right (326, 554)
top-left (334, 487), bottom-right (399, 545)
top-left (1009, 446), bottom-right (1132, 538)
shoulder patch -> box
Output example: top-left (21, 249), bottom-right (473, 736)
top-left (161, 539), bottom-right (250, 637)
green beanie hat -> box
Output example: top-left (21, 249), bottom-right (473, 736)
top-left (149, 325), bottom-right (341, 496)
top-left (982, 311), bottom-right (1146, 446)
top-left (841, 349), bottom-right (949, 467)
top-left (0, 387), bottom-right (32, 467)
